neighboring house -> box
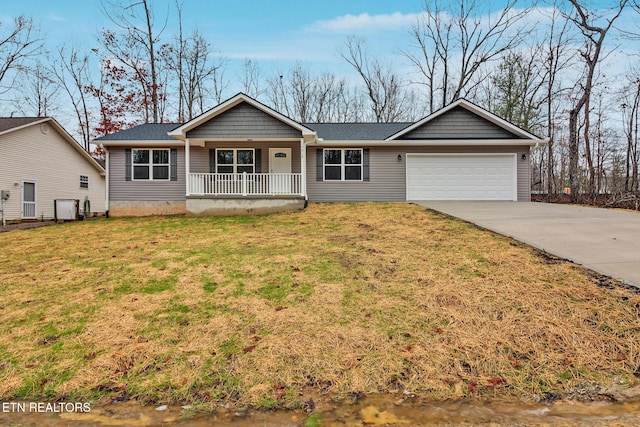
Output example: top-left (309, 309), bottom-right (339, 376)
top-left (0, 117), bottom-right (106, 222)
top-left (96, 93), bottom-right (547, 217)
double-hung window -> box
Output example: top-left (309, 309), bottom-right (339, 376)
top-left (323, 149), bottom-right (363, 181)
top-left (80, 175), bottom-right (89, 189)
top-left (216, 149), bottom-right (255, 174)
top-left (133, 149), bottom-right (170, 180)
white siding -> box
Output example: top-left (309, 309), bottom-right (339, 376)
top-left (0, 124), bottom-right (105, 221)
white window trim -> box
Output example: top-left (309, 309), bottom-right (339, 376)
top-left (323, 148), bottom-right (363, 181)
top-left (80, 175), bottom-right (89, 189)
top-left (132, 148), bottom-right (170, 181)
top-left (216, 148), bottom-right (255, 174)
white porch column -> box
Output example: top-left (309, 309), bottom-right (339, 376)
top-left (185, 138), bottom-right (191, 196)
top-left (300, 138), bottom-right (307, 198)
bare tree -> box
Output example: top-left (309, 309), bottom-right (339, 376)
top-left (621, 72), bottom-right (640, 193)
top-left (565, 0), bottom-right (627, 200)
top-left (541, 5), bottom-right (575, 195)
top-left (48, 46), bottom-right (94, 149)
top-left (239, 59), bottom-right (264, 99)
top-left (0, 16), bottom-right (43, 96)
top-left (266, 64), bottom-right (364, 123)
top-left (341, 36), bottom-right (414, 122)
top-left (12, 61), bottom-right (58, 117)
top-left (100, 0), bottom-right (167, 123)
top-left (404, 0), bottom-right (532, 112)
top-left (163, 30), bottom-right (227, 120)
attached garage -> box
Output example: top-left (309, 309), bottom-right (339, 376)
top-left (406, 153), bottom-right (517, 201)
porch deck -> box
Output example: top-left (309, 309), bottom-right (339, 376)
top-left (187, 173), bottom-right (304, 197)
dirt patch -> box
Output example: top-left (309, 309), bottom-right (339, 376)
top-left (0, 220), bottom-right (58, 233)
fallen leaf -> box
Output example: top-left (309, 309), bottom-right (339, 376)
top-left (488, 377), bottom-right (505, 386)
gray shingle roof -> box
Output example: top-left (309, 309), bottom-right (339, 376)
top-left (0, 117), bottom-right (46, 133)
top-left (304, 123), bottom-right (412, 140)
top-left (94, 123), bottom-right (180, 141)
top-left (94, 122), bottom-right (414, 142)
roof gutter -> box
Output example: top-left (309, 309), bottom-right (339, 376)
top-left (309, 138), bottom-right (548, 147)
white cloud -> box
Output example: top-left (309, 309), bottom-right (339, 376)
top-left (46, 12), bottom-right (67, 23)
top-left (306, 12), bottom-right (418, 34)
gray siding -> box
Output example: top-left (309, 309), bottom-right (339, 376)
top-left (190, 142), bottom-right (302, 174)
top-left (307, 145), bottom-right (531, 202)
top-left (186, 102), bottom-right (302, 139)
top-left (109, 147), bottom-right (186, 201)
top-left (400, 107), bottom-right (520, 139)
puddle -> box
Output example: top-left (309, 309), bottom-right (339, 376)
top-left (1, 396), bottom-right (640, 426)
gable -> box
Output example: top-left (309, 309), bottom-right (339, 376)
top-left (398, 107), bottom-right (520, 140)
top-left (186, 102), bottom-right (303, 139)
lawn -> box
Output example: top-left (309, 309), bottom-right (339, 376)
top-left (0, 202), bottom-right (638, 410)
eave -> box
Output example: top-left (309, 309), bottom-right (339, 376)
top-left (310, 138), bottom-right (549, 147)
top-left (101, 140), bottom-right (185, 148)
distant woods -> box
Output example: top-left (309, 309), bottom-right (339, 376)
top-left (1, 0), bottom-right (639, 201)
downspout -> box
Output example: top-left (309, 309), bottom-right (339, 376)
top-left (105, 149), bottom-right (110, 217)
top-left (300, 137), bottom-right (307, 200)
top-left (185, 138), bottom-right (191, 196)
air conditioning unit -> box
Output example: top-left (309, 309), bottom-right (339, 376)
top-left (54, 199), bottom-right (79, 221)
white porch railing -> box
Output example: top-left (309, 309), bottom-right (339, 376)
top-left (188, 173), bottom-right (303, 196)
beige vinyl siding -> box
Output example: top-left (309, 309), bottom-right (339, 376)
top-left (190, 141), bottom-right (302, 174)
top-left (0, 124), bottom-right (105, 221)
top-left (400, 107), bottom-right (520, 139)
top-left (108, 147), bottom-right (186, 201)
top-left (307, 145), bottom-right (531, 202)
top-left (186, 103), bottom-right (302, 139)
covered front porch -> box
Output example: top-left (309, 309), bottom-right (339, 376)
top-left (183, 141), bottom-right (307, 215)
top-left (166, 93), bottom-right (317, 215)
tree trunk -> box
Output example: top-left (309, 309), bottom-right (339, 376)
top-left (569, 108), bottom-right (581, 201)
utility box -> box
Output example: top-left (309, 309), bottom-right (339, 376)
top-left (1, 190), bottom-right (9, 200)
top-left (54, 199), bottom-right (79, 221)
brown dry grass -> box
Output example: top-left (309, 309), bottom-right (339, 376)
top-left (0, 202), bottom-right (639, 409)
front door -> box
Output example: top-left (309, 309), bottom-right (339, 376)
top-left (269, 148), bottom-right (292, 194)
top-left (22, 181), bottom-right (36, 219)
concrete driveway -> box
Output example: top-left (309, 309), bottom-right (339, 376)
top-left (417, 201), bottom-right (640, 288)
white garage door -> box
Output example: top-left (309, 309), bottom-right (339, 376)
top-left (406, 154), bottom-right (517, 201)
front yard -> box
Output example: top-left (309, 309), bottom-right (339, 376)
top-left (0, 202), bottom-right (638, 409)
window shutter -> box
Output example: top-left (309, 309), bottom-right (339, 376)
top-left (316, 149), bottom-right (323, 181)
top-left (125, 149), bottom-right (132, 181)
top-left (209, 149), bottom-right (216, 173)
top-left (255, 149), bottom-right (262, 173)
top-left (170, 148), bottom-right (178, 181)
top-left (363, 148), bottom-right (370, 182)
